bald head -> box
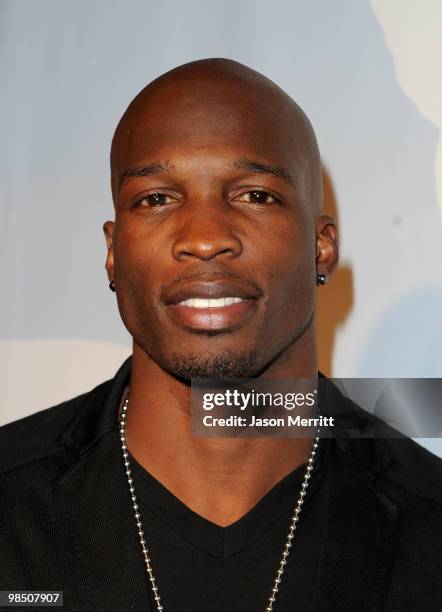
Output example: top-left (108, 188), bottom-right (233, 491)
top-left (104, 58), bottom-right (338, 381)
top-left (110, 58), bottom-right (323, 213)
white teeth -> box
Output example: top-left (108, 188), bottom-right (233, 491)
top-left (179, 297), bottom-right (244, 308)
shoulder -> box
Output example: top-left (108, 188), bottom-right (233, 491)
top-left (375, 435), bottom-right (442, 505)
top-left (334, 413), bottom-right (442, 507)
top-left (322, 378), bottom-right (442, 507)
top-left (331, 427), bottom-right (442, 561)
top-left (0, 378), bottom-right (113, 476)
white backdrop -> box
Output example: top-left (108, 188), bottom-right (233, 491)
top-left (1, 0), bottom-right (441, 455)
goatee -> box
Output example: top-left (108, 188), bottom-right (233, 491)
top-left (169, 350), bottom-right (259, 379)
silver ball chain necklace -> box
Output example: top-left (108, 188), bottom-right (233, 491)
top-left (119, 394), bottom-right (321, 612)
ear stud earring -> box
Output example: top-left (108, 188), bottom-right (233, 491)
top-left (316, 273), bottom-right (328, 286)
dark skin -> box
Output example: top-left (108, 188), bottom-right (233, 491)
top-left (104, 59), bottom-right (338, 526)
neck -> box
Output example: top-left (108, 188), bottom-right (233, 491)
top-left (125, 327), bottom-right (317, 527)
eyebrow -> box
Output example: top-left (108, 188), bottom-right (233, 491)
top-left (117, 157), bottom-right (295, 192)
top-left (232, 158), bottom-right (295, 186)
top-left (117, 161), bottom-right (175, 192)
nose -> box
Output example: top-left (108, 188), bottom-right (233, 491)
top-left (172, 203), bottom-right (243, 261)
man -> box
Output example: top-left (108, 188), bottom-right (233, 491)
top-left (0, 59), bottom-right (441, 612)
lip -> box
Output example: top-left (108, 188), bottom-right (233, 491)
top-left (161, 277), bottom-right (262, 332)
top-left (162, 278), bottom-right (262, 305)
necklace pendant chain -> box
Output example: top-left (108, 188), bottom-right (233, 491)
top-left (119, 394), bottom-right (320, 612)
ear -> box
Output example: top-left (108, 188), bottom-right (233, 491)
top-left (103, 221), bottom-right (115, 283)
top-left (315, 215), bottom-right (339, 277)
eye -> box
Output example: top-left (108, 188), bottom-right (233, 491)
top-left (234, 190), bottom-right (280, 205)
top-left (133, 192), bottom-right (176, 207)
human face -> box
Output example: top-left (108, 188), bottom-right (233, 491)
top-left (105, 84), bottom-right (319, 379)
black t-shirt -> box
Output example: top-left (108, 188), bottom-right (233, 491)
top-left (127, 437), bottom-right (331, 612)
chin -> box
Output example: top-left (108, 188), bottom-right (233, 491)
top-left (166, 348), bottom-right (261, 380)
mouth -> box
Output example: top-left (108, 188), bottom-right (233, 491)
top-left (162, 278), bottom-right (262, 332)
top-left (178, 297), bottom-right (244, 308)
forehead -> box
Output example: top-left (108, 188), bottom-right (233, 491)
top-left (112, 77), bottom-right (311, 185)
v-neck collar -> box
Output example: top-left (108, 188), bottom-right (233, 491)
top-left (128, 434), bottom-right (330, 558)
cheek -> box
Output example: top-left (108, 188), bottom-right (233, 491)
top-left (254, 217), bottom-right (316, 322)
top-left (111, 222), bottom-right (165, 327)
top-left (113, 220), bottom-right (163, 286)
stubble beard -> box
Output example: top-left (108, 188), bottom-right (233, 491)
top-left (169, 349), bottom-right (260, 379)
